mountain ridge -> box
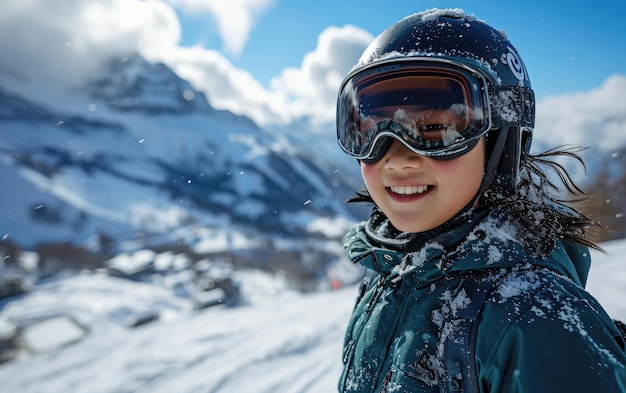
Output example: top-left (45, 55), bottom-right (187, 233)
top-left (0, 54), bottom-right (365, 286)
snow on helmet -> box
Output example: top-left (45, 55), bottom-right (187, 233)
top-left (337, 8), bottom-right (535, 190)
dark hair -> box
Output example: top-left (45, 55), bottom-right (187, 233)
top-left (347, 145), bottom-right (602, 255)
top-left (483, 145), bottom-right (602, 255)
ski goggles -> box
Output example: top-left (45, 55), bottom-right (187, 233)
top-left (336, 59), bottom-right (535, 162)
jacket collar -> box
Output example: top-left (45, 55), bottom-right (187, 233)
top-left (343, 209), bottom-right (590, 286)
top-left (343, 207), bottom-right (485, 280)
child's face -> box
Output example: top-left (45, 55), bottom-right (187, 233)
top-left (360, 138), bottom-right (485, 233)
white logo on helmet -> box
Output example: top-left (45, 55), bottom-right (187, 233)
top-left (505, 46), bottom-right (528, 83)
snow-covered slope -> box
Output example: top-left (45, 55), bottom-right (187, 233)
top-left (0, 55), bottom-right (365, 269)
top-left (0, 240), bottom-right (624, 393)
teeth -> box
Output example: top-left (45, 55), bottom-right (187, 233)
top-left (390, 185), bottom-right (429, 195)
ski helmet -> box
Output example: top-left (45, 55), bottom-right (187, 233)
top-left (336, 8), bottom-right (535, 190)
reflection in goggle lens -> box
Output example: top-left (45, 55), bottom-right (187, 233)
top-left (337, 64), bottom-right (490, 161)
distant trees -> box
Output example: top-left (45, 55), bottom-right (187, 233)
top-left (582, 147), bottom-right (626, 243)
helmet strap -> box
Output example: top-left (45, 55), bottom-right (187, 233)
top-left (457, 127), bottom-right (512, 214)
top-left (448, 128), bottom-right (509, 217)
top-left (483, 127), bottom-right (515, 191)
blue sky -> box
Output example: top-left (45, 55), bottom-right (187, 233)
top-left (1, 0), bottom-right (625, 141)
top-left (176, 0), bottom-right (626, 100)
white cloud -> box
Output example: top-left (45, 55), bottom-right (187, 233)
top-left (0, 0), bottom-right (372, 128)
top-left (166, 0), bottom-right (274, 56)
top-left (155, 45), bottom-right (285, 124)
top-left (268, 25), bottom-right (374, 126)
top-left (534, 74), bottom-right (626, 151)
top-left (0, 0), bottom-right (180, 87)
top-left (156, 24), bottom-right (373, 126)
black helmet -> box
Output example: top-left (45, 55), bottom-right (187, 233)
top-left (337, 8), bottom-right (535, 190)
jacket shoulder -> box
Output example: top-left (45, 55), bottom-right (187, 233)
top-left (475, 265), bottom-right (626, 392)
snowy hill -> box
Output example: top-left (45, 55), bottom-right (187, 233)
top-left (0, 55), bottom-right (363, 247)
top-left (0, 54), bottom-right (367, 289)
top-left (0, 239), bottom-right (625, 393)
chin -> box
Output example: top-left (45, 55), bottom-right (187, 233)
top-left (393, 222), bottom-right (434, 233)
top-left (390, 216), bottom-right (446, 233)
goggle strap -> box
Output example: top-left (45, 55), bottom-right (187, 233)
top-left (488, 86), bottom-right (535, 128)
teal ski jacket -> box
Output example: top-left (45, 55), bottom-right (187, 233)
top-left (339, 210), bottom-right (626, 392)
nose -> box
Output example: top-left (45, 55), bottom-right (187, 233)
top-left (383, 139), bottom-right (425, 170)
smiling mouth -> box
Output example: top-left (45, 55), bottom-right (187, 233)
top-left (388, 185), bottom-right (432, 195)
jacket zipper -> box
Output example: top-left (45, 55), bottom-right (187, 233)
top-left (342, 268), bottom-right (404, 391)
top-left (343, 274), bottom-right (386, 365)
top-left (379, 369), bottom-right (393, 392)
top-left (366, 274), bottom-right (386, 313)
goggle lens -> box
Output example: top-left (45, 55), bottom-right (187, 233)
top-left (337, 63), bottom-right (490, 161)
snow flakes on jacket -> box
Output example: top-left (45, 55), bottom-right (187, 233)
top-left (339, 210), bottom-right (626, 393)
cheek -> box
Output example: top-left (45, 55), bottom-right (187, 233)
top-left (360, 162), bottom-right (387, 204)
top-left (434, 160), bottom-right (482, 179)
top-left (430, 153), bottom-right (484, 191)
top-left (360, 161), bottom-right (377, 186)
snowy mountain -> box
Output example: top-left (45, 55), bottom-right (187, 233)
top-left (0, 54), bottom-right (367, 289)
top-left (0, 239), bottom-right (625, 393)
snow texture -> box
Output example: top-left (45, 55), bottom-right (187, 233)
top-left (0, 240), bottom-right (624, 392)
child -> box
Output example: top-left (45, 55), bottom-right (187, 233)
top-left (335, 8), bottom-right (626, 393)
